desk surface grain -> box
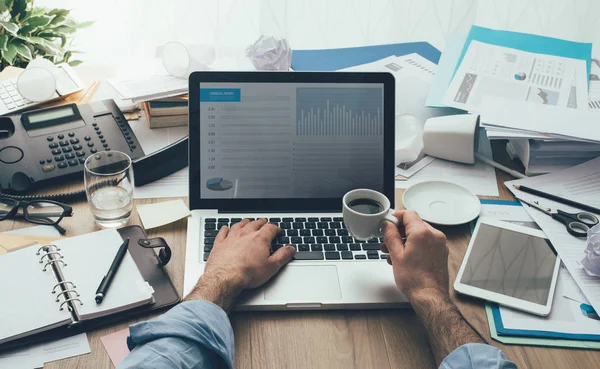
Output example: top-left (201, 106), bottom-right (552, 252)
top-left (1, 167), bottom-right (598, 369)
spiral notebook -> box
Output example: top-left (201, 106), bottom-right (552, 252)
top-left (0, 229), bottom-right (154, 345)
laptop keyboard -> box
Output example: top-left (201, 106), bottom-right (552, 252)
top-left (202, 217), bottom-right (389, 262)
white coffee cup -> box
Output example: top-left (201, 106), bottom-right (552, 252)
top-left (342, 189), bottom-right (399, 241)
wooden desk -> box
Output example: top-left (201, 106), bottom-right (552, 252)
top-left (1, 148), bottom-right (598, 369)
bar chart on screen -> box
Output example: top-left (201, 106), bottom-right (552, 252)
top-left (296, 87), bottom-right (383, 136)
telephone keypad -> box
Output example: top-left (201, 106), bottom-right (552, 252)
top-left (43, 132), bottom-right (99, 171)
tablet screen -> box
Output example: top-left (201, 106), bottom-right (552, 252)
top-left (459, 223), bottom-right (558, 305)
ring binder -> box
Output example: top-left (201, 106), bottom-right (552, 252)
top-left (42, 259), bottom-right (66, 271)
top-left (36, 244), bottom-right (59, 255)
top-left (37, 244), bottom-right (81, 325)
top-left (52, 281), bottom-right (76, 294)
top-left (39, 252), bottom-right (63, 263)
top-left (54, 289), bottom-right (79, 303)
top-left (59, 298), bottom-right (83, 311)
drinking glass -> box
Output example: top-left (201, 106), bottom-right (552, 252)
top-left (84, 151), bottom-right (134, 228)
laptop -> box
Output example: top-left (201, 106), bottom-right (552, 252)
top-left (185, 71), bottom-right (408, 310)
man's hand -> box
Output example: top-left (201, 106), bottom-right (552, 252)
top-left (382, 210), bottom-right (449, 301)
top-left (185, 218), bottom-right (296, 311)
top-left (383, 211), bottom-right (487, 366)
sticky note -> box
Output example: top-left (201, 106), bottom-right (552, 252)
top-left (137, 199), bottom-right (191, 229)
top-left (100, 328), bottom-right (130, 366)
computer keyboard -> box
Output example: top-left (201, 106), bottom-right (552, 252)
top-left (202, 217), bottom-right (389, 262)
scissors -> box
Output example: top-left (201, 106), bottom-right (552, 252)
top-left (519, 198), bottom-right (599, 238)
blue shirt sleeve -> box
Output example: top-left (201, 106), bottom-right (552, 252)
top-left (118, 300), bottom-right (234, 369)
top-left (440, 343), bottom-right (517, 369)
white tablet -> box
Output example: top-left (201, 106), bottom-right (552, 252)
top-left (454, 218), bottom-right (560, 316)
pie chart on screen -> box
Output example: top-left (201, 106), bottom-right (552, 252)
top-left (206, 177), bottom-right (233, 191)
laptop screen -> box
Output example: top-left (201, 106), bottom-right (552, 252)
top-left (198, 82), bottom-right (385, 200)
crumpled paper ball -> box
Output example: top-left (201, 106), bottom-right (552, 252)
top-left (580, 223), bottom-right (600, 277)
top-left (245, 35), bottom-right (292, 70)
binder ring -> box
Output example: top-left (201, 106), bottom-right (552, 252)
top-left (52, 281), bottom-right (76, 294)
top-left (55, 289), bottom-right (79, 302)
top-left (59, 298), bottom-right (83, 311)
top-left (39, 252), bottom-right (63, 263)
top-left (42, 259), bottom-right (67, 271)
top-left (36, 244), bottom-right (60, 255)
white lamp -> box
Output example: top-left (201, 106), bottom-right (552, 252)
top-left (422, 114), bottom-right (527, 179)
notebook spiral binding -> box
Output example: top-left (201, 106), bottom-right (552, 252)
top-left (36, 244), bottom-right (83, 324)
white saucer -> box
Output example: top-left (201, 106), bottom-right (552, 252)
top-left (402, 181), bottom-right (481, 225)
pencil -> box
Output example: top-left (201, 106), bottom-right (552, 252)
top-left (513, 184), bottom-right (600, 214)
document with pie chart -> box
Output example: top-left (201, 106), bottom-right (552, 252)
top-left (442, 41), bottom-right (588, 112)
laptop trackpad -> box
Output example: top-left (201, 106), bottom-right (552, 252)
top-left (264, 265), bottom-right (342, 301)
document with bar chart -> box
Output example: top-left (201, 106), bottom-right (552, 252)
top-left (198, 83), bottom-right (385, 199)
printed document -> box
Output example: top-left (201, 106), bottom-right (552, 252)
top-left (507, 157), bottom-right (600, 314)
top-left (589, 59), bottom-right (600, 110)
top-left (442, 41), bottom-right (588, 112)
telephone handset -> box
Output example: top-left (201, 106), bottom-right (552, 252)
top-left (0, 64), bottom-right (85, 116)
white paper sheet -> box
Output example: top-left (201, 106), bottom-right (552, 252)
top-left (499, 266), bottom-right (600, 336)
top-left (506, 157), bottom-right (600, 314)
top-left (0, 324), bottom-right (89, 368)
top-left (134, 168), bottom-right (188, 199)
top-left (2, 225), bottom-right (61, 237)
top-left (0, 346), bottom-right (43, 369)
top-left (40, 333), bottom-right (91, 364)
top-left (442, 41), bottom-right (588, 112)
top-left (396, 128), bottom-right (499, 197)
top-left (341, 54), bottom-right (456, 178)
top-left (107, 74), bottom-right (187, 103)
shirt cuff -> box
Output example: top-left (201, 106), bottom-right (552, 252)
top-left (440, 343), bottom-right (517, 369)
top-left (127, 300), bottom-right (235, 369)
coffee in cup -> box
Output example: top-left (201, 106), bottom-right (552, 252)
top-left (343, 189), bottom-right (398, 241)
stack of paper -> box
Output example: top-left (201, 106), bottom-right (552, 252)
top-left (427, 26), bottom-right (600, 175)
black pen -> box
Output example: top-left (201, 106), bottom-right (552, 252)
top-left (95, 238), bottom-right (129, 304)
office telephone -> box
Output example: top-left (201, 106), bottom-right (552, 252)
top-left (0, 100), bottom-right (145, 192)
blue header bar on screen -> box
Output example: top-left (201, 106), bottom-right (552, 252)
top-left (200, 88), bottom-right (241, 102)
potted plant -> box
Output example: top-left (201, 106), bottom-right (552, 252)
top-left (0, 0), bottom-right (91, 70)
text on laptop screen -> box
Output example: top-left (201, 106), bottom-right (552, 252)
top-left (199, 83), bottom-right (384, 199)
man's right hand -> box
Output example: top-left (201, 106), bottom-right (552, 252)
top-left (382, 210), bottom-right (449, 301)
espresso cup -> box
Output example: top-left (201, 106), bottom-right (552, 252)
top-left (342, 189), bottom-right (399, 241)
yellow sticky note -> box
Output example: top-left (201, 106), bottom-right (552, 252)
top-left (137, 200), bottom-right (191, 229)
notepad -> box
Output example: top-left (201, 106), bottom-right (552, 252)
top-left (0, 229), bottom-right (154, 345)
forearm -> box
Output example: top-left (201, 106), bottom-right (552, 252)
top-left (410, 289), bottom-right (485, 366)
top-left (184, 271), bottom-right (243, 312)
top-left (121, 300), bottom-right (235, 369)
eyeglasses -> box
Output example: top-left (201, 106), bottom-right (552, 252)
top-left (0, 197), bottom-right (73, 235)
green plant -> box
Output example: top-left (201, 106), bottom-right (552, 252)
top-left (0, 0), bottom-right (92, 69)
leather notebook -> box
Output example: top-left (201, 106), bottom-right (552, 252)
top-left (0, 225), bottom-right (180, 352)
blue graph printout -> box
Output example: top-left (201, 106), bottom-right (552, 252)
top-left (198, 83), bottom-right (385, 199)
